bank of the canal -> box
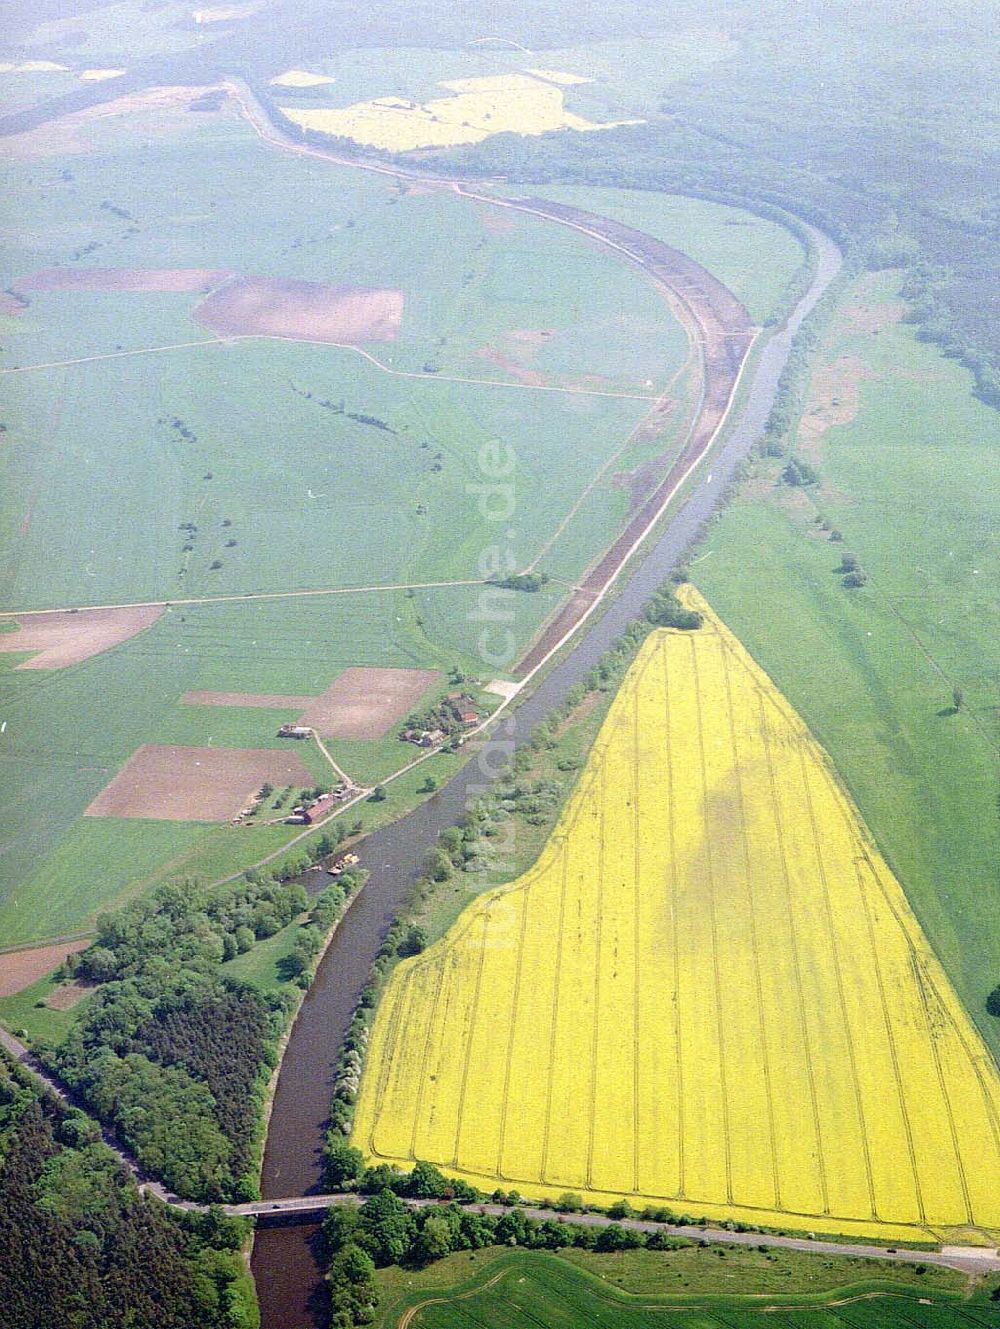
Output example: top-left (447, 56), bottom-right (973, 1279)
top-left (251, 222), bottom-right (843, 1327)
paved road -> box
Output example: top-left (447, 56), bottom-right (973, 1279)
top-left (0, 1025), bottom-right (172, 1204)
top-left (229, 1190), bottom-right (1000, 1275)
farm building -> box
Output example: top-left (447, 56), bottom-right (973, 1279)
top-left (295, 793), bottom-right (338, 824)
top-left (278, 724), bottom-right (312, 739)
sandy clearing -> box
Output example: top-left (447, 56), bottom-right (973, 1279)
top-left (85, 744), bottom-right (314, 821)
top-left (193, 3), bottom-right (261, 21)
top-left (484, 678), bottom-right (521, 700)
top-left (46, 979), bottom-right (95, 1010)
top-left (844, 299), bottom-right (907, 334)
top-left (0, 61), bottom-right (69, 73)
top-left (476, 345), bottom-right (548, 386)
top-left (270, 70), bottom-right (336, 88)
top-left (297, 667), bottom-right (441, 739)
top-left (797, 354), bottom-right (870, 459)
top-left (0, 606), bottom-right (163, 669)
top-left (478, 204), bottom-right (517, 235)
top-left (0, 939), bottom-right (90, 997)
top-left (194, 278), bottom-right (404, 343)
top-left (18, 267), bottom-right (233, 294)
top-left (181, 689), bottom-right (317, 710)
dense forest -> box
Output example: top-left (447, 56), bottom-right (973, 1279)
top-left (37, 870), bottom-right (360, 1202)
top-left (0, 1056), bottom-right (258, 1329)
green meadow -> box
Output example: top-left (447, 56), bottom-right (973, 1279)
top-left (0, 68), bottom-right (82, 118)
top-left (0, 87), bottom-right (811, 948)
top-left (265, 30), bottom-right (738, 123)
top-left (519, 184), bottom-right (808, 325)
top-left (696, 272), bottom-right (1000, 1056)
top-left (0, 582), bottom-right (538, 945)
top-left (1, 111), bottom-right (694, 611)
top-left (373, 1248), bottom-right (987, 1329)
top-left (7, 0), bottom-right (203, 66)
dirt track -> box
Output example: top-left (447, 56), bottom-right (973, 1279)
top-left (509, 199), bottom-right (754, 679)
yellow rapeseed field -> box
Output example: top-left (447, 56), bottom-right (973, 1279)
top-left (280, 73), bottom-right (642, 152)
top-left (353, 589), bottom-right (1000, 1242)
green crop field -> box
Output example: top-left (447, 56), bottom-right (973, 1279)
top-left (0, 119), bottom-right (693, 611)
top-left (695, 271), bottom-right (1000, 1058)
top-left (373, 1248), bottom-right (990, 1329)
top-left (0, 68), bottom-right (82, 118)
top-left (519, 185), bottom-right (807, 326)
top-left (260, 30), bottom-right (738, 124)
top-left (0, 584), bottom-right (511, 945)
top-left (0, 82), bottom-right (809, 951)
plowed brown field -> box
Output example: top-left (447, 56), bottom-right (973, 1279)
top-left (84, 744), bottom-right (314, 821)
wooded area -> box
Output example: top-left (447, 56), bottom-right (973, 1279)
top-left (0, 1057), bottom-right (258, 1328)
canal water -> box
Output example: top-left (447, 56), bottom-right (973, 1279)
top-left (251, 224), bottom-right (843, 1327)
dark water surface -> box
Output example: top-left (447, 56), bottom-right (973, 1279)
top-left (250, 224), bottom-right (843, 1326)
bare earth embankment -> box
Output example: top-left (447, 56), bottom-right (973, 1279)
top-left (509, 199), bottom-right (754, 678)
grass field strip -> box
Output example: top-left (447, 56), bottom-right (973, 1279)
top-left (0, 578), bottom-right (487, 620)
top-left (353, 589), bottom-right (1000, 1242)
top-left (394, 1262), bottom-right (992, 1329)
top-left (524, 324), bottom-right (700, 573)
top-left (0, 333), bottom-right (660, 402)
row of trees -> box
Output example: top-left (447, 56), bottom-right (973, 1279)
top-left (645, 570), bottom-right (704, 631)
top-left (325, 916), bottom-right (426, 1154)
top-left (488, 570), bottom-right (550, 592)
top-left (323, 1183), bottom-right (692, 1328)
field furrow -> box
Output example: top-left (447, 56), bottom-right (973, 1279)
top-left (670, 635), bottom-right (729, 1205)
top-left (352, 588), bottom-right (1000, 1241)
